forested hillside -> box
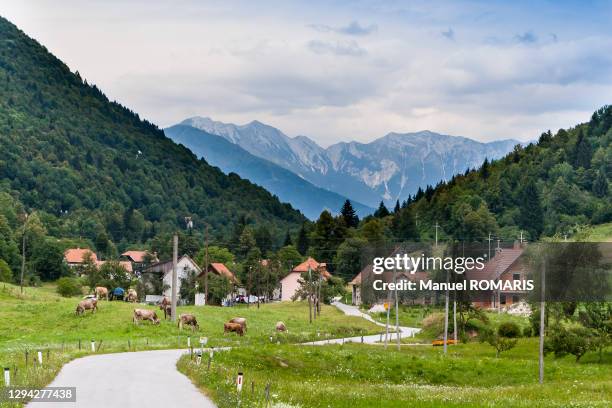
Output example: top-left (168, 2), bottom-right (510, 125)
top-left (401, 106), bottom-right (612, 241)
top-left (0, 17), bottom-right (304, 271)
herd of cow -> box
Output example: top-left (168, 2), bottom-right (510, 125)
top-left (74, 287), bottom-right (289, 336)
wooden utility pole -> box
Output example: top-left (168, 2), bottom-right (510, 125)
top-left (487, 233), bottom-right (493, 260)
top-left (443, 268), bottom-right (449, 354)
top-left (20, 212), bottom-right (29, 294)
top-left (539, 258), bottom-right (546, 384)
top-left (453, 296), bottom-right (457, 343)
top-left (394, 267), bottom-right (400, 350)
top-left (171, 234), bottom-right (178, 322)
top-left (204, 224), bottom-right (209, 305)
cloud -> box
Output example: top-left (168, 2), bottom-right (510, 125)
top-left (514, 31), bottom-right (538, 44)
top-left (441, 28), bottom-right (455, 40)
top-left (307, 40), bottom-right (367, 56)
top-left (308, 21), bottom-right (377, 36)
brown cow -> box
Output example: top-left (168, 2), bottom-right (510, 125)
top-left (229, 317), bottom-right (247, 333)
top-left (163, 304), bottom-right (172, 320)
top-left (95, 287), bottom-right (108, 300)
top-left (224, 322), bottom-right (244, 336)
top-left (275, 321), bottom-right (287, 332)
top-left (126, 289), bottom-right (138, 303)
top-left (159, 296), bottom-right (170, 310)
top-left (76, 299), bottom-right (98, 315)
top-left (178, 314), bottom-right (199, 331)
top-left (132, 309), bottom-right (160, 325)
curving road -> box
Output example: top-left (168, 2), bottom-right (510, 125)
top-left (27, 349), bottom-right (216, 408)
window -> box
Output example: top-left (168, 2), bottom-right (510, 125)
top-left (512, 295), bottom-right (520, 304)
top-left (513, 273), bottom-right (521, 281)
top-left (500, 294), bottom-right (506, 305)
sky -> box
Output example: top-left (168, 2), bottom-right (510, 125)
top-left (2, 0), bottom-right (612, 146)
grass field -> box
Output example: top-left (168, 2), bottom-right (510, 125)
top-left (178, 341), bottom-right (612, 407)
top-left (584, 222), bottom-right (612, 242)
top-left (0, 282), bottom-right (378, 406)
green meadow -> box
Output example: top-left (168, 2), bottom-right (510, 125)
top-left (178, 341), bottom-right (611, 408)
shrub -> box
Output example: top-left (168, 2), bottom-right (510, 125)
top-left (498, 322), bottom-right (521, 338)
top-left (522, 325), bottom-right (533, 337)
top-left (545, 325), bottom-right (595, 362)
top-left (0, 259), bottom-right (12, 283)
top-left (56, 277), bottom-right (83, 297)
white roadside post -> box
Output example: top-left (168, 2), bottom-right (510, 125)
top-left (236, 372), bottom-right (244, 393)
top-left (187, 336), bottom-right (191, 349)
top-left (3, 367), bottom-right (9, 386)
top-left (91, 339), bottom-right (96, 352)
top-left (37, 350), bottom-right (43, 366)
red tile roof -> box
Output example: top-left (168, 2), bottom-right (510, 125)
top-left (95, 260), bottom-right (133, 273)
top-left (466, 248), bottom-right (524, 281)
top-left (292, 257), bottom-right (331, 278)
top-left (64, 248), bottom-right (97, 264)
top-left (121, 250), bottom-right (158, 263)
top-left (209, 262), bottom-right (237, 282)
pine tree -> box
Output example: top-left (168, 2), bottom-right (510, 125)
top-left (518, 181), bottom-right (544, 239)
top-left (480, 158), bottom-right (490, 179)
top-left (393, 200), bottom-right (400, 213)
top-left (592, 169), bottom-right (609, 198)
top-left (283, 230), bottom-right (292, 246)
top-left (573, 129), bottom-right (593, 169)
top-left (340, 199), bottom-right (359, 228)
top-left (296, 223), bottom-right (309, 255)
top-left (373, 201), bottom-right (390, 218)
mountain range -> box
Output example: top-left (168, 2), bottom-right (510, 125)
top-left (164, 125), bottom-right (374, 219)
top-left (172, 117), bottom-right (521, 211)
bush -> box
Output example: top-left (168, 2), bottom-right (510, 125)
top-left (545, 325), bottom-right (595, 362)
top-left (0, 259), bottom-right (12, 283)
top-left (480, 326), bottom-right (518, 357)
top-left (522, 325), bottom-right (533, 337)
top-left (56, 277), bottom-right (83, 297)
top-left (498, 322), bottom-right (521, 338)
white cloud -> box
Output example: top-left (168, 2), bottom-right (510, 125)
top-left (1, 0), bottom-right (611, 146)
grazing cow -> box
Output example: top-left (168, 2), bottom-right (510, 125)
top-left (76, 299), bottom-right (98, 315)
top-left (126, 289), bottom-right (138, 303)
top-left (95, 287), bottom-right (108, 300)
top-left (178, 314), bottom-right (199, 331)
top-left (163, 304), bottom-right (172, 320)
top-left (159, 296), bottom-right (170, 310)
top-left (132, 309), bottom-right (160, 325)
top-left (275, 321), bottom-right (287, 332)
top-left (229, 317), bottom-right (247, 333)
top-left (224, 322), bottom-right (244, 336)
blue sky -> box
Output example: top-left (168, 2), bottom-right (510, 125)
top-left (2, 0), bottom-right (612, 145)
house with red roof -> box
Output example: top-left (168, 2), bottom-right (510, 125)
top-left (280, 257), bottom-right (330, 301)
top-left (466, 242), bottom-right (528, 309)
top-left (197, 262), bottom-right (238, 283)
top-left (64, 248), bottom-right (97, 268)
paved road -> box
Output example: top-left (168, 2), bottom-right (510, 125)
top-left (28, 349), bottom-right (216, 408)
top-left (306, 302), bottom-right (422, 345)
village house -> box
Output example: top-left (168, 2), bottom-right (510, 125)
top-left (120, 250), bottom-right (159, 272)
top-left (466, 241), bottom-right (527, 309)
top-left (280, 257), bottom-right (331, 302)
top-left (64, 248), bottom-right (98, 268)
top-left (141, 255), bottom-right (201, 303)
top-left (197, 262), bottom-right (238, 283)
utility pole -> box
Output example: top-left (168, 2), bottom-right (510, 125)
top-left (394, 267), bottom-right (400, 350)
top-left (443, 268), bottom-right (449, 354)
top-left (539, 258), bottom-right (546, 384)
top-left (487, 233), bottom-right (493, 260)
top-left (171, 234), bottom-right (178, 322)
top-left (204, 224), bottom-right (209, 305)
top-left (20, 212), bottom-right (29, 294)
top-left (519, 230), bottom-right (524, 244)
top-left (453, 295), bottom-right (457, 343)
top-left (384, 289), bottom-right (391, 349)
top-left (434, 222), bottom-right (440, 247)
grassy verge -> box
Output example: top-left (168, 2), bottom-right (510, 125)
top-left (178, 341), bottom-right (612, 407)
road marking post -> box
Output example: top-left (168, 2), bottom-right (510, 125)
top-left (37, 350), bottom-right (43, 366)
top-left (187, 336), bottom-right (191, 348)
top-left (3, 367), bottom-right (9, 386)
top-left (236, 372), bottom-right (243, 392)
top-left (91, 339), bottom-right (95, 352)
